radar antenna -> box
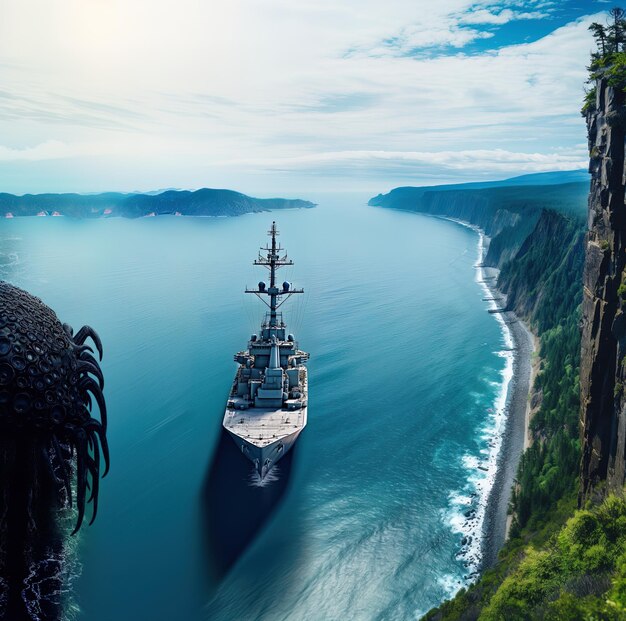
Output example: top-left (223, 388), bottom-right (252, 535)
top-left (245, 222), bottom-right (303, 328)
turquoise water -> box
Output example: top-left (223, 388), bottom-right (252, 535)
top-left (0, 195), bottom-right (507, 621)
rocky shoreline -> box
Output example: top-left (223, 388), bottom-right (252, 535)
top-left (438, 217), bottom-right (536, 575)
top-left (480, 272), bottom-right (535, 568)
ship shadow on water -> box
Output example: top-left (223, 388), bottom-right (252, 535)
top-left (201, 429), bottom-right (295, 581)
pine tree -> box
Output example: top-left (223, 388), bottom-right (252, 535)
top-left (589, 22), bottom-right (607, 56)
top-left (607, 7), bottom-right (626, 53)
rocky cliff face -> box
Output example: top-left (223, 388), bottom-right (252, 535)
top-left (498, 209), bottom-right (584, 328)
top-left (369, 181), bottom-right (587, 269)
top-left (580, 77), bottom-right (626, 499)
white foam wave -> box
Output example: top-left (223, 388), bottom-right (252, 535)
top-left (438, 218), bottom-right (515, 585)
top-left (437, 572), bottom-right (465, 599)
top-left (248, 465), bottom-right (280, 488)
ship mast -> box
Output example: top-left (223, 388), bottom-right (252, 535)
top-left (245, 222), bottom-right (303, 330)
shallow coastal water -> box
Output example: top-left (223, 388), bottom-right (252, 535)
top-left (0, 195), bottom-right (509, 620)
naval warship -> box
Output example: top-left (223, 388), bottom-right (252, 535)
top-left (223, 222), bottom-right (309, 477)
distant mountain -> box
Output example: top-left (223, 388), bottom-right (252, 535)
top-left (369, 179), bottom-right (588, 220)
top-left (494, 169), bottom-right (589, 186)
top-left (136, 188), bottom-right (185, 196)
top-left (0, 188), bottom-right (316, 218)
top-left (368, 169), bottom-right (589, 206)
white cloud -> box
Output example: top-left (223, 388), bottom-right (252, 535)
top-left (230, 148), bottom-right (588, 174)
top-left (0, 140), bottom-right (77, 161)
top-left (357, 1), bottom-right (553, 56)
top-left (459, 8), bottom-right (549, 25)
top-left (0, 1), bottom-right (602, 193)
top-left (373, 24), bottom-right (494, 55)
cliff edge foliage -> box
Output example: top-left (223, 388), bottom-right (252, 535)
top-left (425, 8), bottom-right (626, 618)
top-left (584, 8), bottom-right (626, 113)
top-left (428, 495), bottom-right (626, 620)
top-left (424, 205), bottom-right (586, 620)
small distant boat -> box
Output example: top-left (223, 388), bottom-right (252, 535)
top-left (174, 211), bottom-right (182, 216)
top-left (145, 212), bottom-right (156, 217)
top-left (222, 222), bottom-right (309, 478)
top-left (36, 211), bottom-right (47, 217)
top-left (51, 211), bottom-right (62, 217)
top-left (5, 213), bottom-right (13, 219)
top-left (103, 208), bottom-right (113, 216)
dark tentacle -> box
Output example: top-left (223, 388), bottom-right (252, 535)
top-left (87, 456), bottom-right (99, 525)
top-left (74, 344), bottom-right (95, 357)
top-left (77, 359), bottom-right (104, 390)
top-left (87, 435), bottom-right (100, 502)
top-left (85, 422), bottom-right (109, 476)
top-left (0, 282), bottom-right (110, 557)
top-left (72, 326), bottom-right (103, 361)
top-left (77, 349), bottom-right (98, 365)
top-left (78, 376), bottom-right (107, 431)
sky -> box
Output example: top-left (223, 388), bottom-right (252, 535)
top-left (0, 0), bottom-right (611, 196)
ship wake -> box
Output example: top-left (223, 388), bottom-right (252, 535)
top-left (248, 466), bottom-right (281, 488)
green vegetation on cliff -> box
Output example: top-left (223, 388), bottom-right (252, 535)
top-left (420, 202), bottom-right (587, 620)
top-left (371, 171), bottom-right (604, 617)
top-left (584, 8), bottom-right (626, 113)
top-left (422, 9), bottom-right (626, 618)
top-left (372, 163), bottom-right (626, 616)
top-left (502, 212), bottom-right (584, 535)
top-left (427, 495), bottom-right (626, 620)
top-left (368, 173), bottom-right (587, 269)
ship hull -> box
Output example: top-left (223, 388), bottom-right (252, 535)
top-left (223, 367), bottom-right (308, 477)
top-left (225, 422), bottom-right (304, 477)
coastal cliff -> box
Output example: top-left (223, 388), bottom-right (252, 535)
top-left (499, 210), bottom-right (584, 327)
top-left (372, 177), bottom-right (587, 531)
top-left (580, 75), bottom-right (626, 499)
top-left (372, 177), bottom-right (591, 618)
top-left (369, 177), bottom-right (587, 268)
top-left (379, 12), bottom-right (626, 618)
top-left (370, 179), bottom-right (586, 328)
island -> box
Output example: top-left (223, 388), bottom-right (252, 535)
top-left (0, 188), bottom-right (316, 218)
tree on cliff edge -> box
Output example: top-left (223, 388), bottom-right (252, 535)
top-left (589, 7), bottom-right (626, 56)
top-left (609, 7), bottom-right (626, 52)
top-left (584, 7), bottom-right (626, 114)
top-left (589, 22), bottom-right (607, 56)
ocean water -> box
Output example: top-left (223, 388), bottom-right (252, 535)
top-left (0, 195), bottom-right (508, 621)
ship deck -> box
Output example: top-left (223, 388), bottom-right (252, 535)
top-left (223, 406), bottom-right (307, 448)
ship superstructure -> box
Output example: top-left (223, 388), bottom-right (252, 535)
top-left (222, 222), bottom-right (309, 477)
